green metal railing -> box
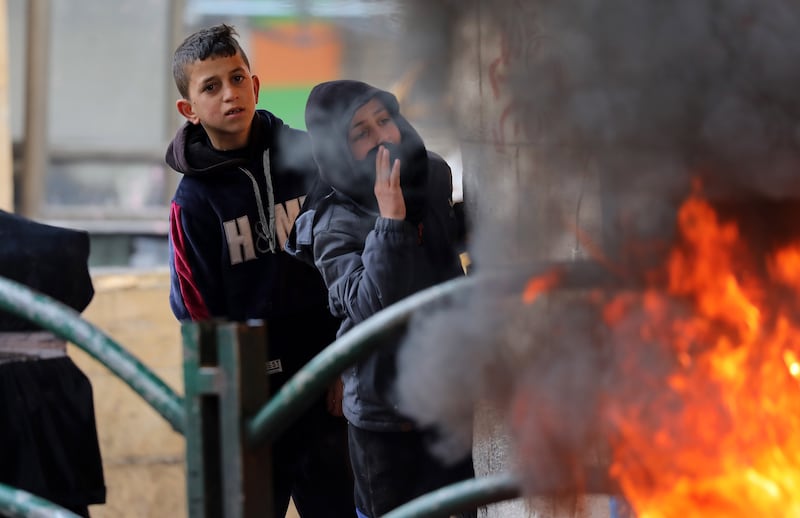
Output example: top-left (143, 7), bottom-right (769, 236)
top-left (0, 273), bottom-right (542, 517)
top-left (0, 275), bottom-right (185, 434)
top-left (383, 472), bottom-right (520, 518)
top-left (247, 275), bottom-right (481, 445)
top-left (0, 483), bottom-right (82, 518)
top-left (385, 464), bottom-right (621, 518)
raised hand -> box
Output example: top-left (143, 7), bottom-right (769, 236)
top-left (373, 145), bottom-right (406, 220)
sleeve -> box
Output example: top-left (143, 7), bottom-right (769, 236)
top-left (312, 215), bottom-right (420, 326)
top-left (168, 201), bottom-right (220, 321)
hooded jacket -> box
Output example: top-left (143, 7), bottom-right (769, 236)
top-left (167, 110), bottom-right (340, 388)
top-left (286, 81), bottom-right (464, 431)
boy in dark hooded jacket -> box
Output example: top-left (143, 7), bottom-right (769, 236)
top-left (286, 80), bottom-right (475, 518)
top-left (166, 24), bottom-right (353, 518)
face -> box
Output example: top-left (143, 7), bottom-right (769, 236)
top-left (347, 98), bottom-right (401, 160)
top-left (176, 52), bottom-right (260, 151)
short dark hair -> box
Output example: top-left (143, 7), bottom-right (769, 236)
top-left (172, 24), bottom-right (251, 99)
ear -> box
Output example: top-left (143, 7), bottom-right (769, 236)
top-left (252, 74), bottom-right (260, 105)
top-left (176, 98), bottom-right (200, 125)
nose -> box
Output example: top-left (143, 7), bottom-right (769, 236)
top-left (222, 82), bottom-right (239, 102)
top-left (376, 125), bottom-right (395, 145)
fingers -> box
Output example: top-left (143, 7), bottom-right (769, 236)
top-left (373, 146), bottom-right (406, 220)
top-left (389, 157), bottom-right (401, 189)
top-left (374, 146), bottom-right (388, 184)
top-left (374, 146), bottom-right (400, 185)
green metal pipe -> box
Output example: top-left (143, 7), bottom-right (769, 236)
top-left (0, 483), bottom-right (82, 518)
top-left (383, 466), bottom-right (621, 518)
top-left (383, 466), bottom-right (620, 518)
top-left (247, 262), bottom-right (613, 444)
top-left (246, 275), bottom-right (480, 446)
top-left (0, 275), bottom-right (186, 434)
top-left (382, 472), bottom-right (521, 518)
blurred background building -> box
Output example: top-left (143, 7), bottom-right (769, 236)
top-left (4, 1), bottom-right (611, 516)
top-left (7, 1), bottom-right (785, 516)
top-left (2, 2), bottom-right (472, 516)
top-left (2, 2), bottom-right (462, 516)
top-left (6, 0), bottom-right (459, 269)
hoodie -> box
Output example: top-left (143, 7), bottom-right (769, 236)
top-left (286, 81), bottom-right (464, 431)
top-left (303, 80), bottom-right (430, 224)
top-left (167, 109), bottom-right (340, 389)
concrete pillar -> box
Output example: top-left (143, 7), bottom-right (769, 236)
top-left (0, 0), bottom-right (12, 211)
top-left (448, 2), bottom-right (609, 516)
top-left (163, 0), bottom-right (185, 205)
top-left (21, 0), bottom-right (50, 218)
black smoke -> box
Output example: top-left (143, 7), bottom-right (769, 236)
top-left (394, 0), bottom-right (800, 489)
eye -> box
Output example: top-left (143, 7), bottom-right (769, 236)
top-left (202, 83), bottom-right (216, 93)
top-left (378, 117), bottom-right (392, 126)
top-left (232, 75), bottom-right (245, 84)
top-left (350, 130), bottom-right (367, 142)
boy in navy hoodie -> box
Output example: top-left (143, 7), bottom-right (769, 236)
top-left (166, 24), bottom-right (353, 518)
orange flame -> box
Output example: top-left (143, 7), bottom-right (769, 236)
top-left (604, 194), bottom-right (800, 517)
top-left (522, 268), bottom-right (564, 304)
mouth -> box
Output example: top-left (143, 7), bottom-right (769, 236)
top-left (225, 107), bottom-right (246, 116)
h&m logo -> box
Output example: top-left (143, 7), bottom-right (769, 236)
top-left (223, 216), bottom-right (256, 264)
top-left (223, 195), bottom-right (306, 265)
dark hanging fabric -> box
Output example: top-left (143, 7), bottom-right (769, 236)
top-left (0, 210), bottom-right (94, 330)
top-left (0, 357), bottom-right (106, 512)
top-left (0, 211), bottom-right (105, 514)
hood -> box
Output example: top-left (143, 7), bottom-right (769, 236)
top-left (304, 80), bottom-right (428, 223)
top-left (165, 110), bottom-right (275, 176)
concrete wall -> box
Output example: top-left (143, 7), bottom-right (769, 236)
top-left (446, 2), bottom-right (610, 516)
top-left (69, 270), bottom-right (187, 517)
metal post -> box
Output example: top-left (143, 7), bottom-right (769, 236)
top-left (182, 320), bottom-right (273, 518)
top-left (0, 0), bottom-right (12, 211)
top-left (164, 0), bottom-right (185, 204)
top-left (21, 0), bottom-right (50, 218)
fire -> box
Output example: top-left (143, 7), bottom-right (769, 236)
top-left (602, 193), bottom-right (800, 516)
top-left (522, 268), bottom-right (564, 305)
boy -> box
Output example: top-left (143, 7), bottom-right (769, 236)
top-left (166, 24), bottom-right (353, 518)
top-left (286, 80), bottom-right (475, 518)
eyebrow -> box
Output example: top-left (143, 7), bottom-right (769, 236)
top-left (197, 67), bottom-right (247, 87)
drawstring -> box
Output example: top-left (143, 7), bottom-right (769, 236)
top-left (238, 150), bottom-right (276, 253)
top-left (417, 222), bottom-right (424, 245)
